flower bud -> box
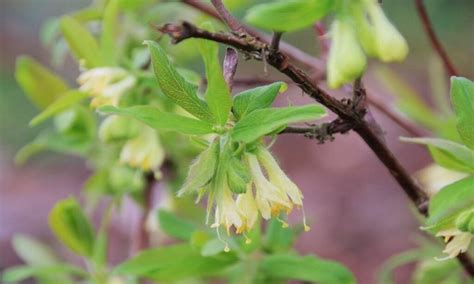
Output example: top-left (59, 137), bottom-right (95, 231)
top-left (99, 115), bottom-right (140, 143)
top-left (327, 19), bottom-right (367, 89)
top-left (456, 209), bottom-right (474, 234)
top-left (120, 126), bottom-right (165, 171)
top-left (366, 3), bottom-right (408, 62)
top-left (226, 156), bottom-right (251, 194)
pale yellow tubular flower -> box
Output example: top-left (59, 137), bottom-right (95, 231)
top-left (235, 184), bottom-right (259, 235)
top-left (246, 153), bottom-right (292, 220)
top-left (327, 19), bottom-right (367, 89)
top-left (366, 1), bottom-right (408, 62)
top-left (435, 228), bottom-right (473, 260)
top-left (257, 147), bottom-right (303, 206)
top-left (212, 184), bottom-right (243, 235)
top-left (415, 163), bottom-right (468, 197)
top-left (120, 125), bottom-right (165, 172)
top-left (77, 67), bottom-right (136, 108)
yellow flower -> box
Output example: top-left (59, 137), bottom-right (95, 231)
top-left (366, 1), bottom-right (408, 62)
top-left (235, 185), bottom-right (259, 234)
top-left (327, 19), bottom-right (367, 89)
top-left (77, 67), bottom-right (136, 108)
top-left (211, 183), bottom-right (243, 235)
top-left (435, 228), bottom-right (473, 260)
top-left (247, 152), bottom-right (292, 219)
top-left (120, 125), bottom-right (164, 172)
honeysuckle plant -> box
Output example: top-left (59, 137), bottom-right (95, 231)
top-left (4, 0), bottom-right (474, 283)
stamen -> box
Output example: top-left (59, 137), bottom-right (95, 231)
top-left (277, 217), bottom-right (289, 228)
top-left (215, 226), bottom-right (230, 252)
top-left (243, 233), bottom-right (252, 244)
top-left (302, 206), bottom-right (311, 232)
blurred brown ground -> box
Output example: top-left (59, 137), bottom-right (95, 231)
top-left (1, 1), bottom-right (473, 283)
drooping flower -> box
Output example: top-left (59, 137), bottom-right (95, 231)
top-left (327, 19), bottom-right (367, 89)
top-left (235, 185), bottom-right (259, 235)
top-left (77, 67), bottom-right (136, 108)
top-left (365, 1), bottom-right (409, 62)
top-left (435, 228), bottom-right (473, 261)
top-left (120, 125), bottom-right (164, 172)
top-left (211, 183), bottom-right (243, 235)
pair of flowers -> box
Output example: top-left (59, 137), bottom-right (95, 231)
top-left (79, 67), bottom-right (165, 173)
top-left (327, 0), bottom-right (409, 88)
top-left (180, 141), bottom-right (308, 241)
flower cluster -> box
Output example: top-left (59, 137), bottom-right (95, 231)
top-left (328, 0), bottom-right (408, 88)
top-left (77, 67), bottom-right (136, 108)
top-left (181, 141), bottom-right (308, 246)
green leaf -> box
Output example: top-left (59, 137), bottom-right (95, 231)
top-left (259, 253), bottom-right (355, 284)
top-left (12, 235), bottom-right (59, 266)
top-left (226, 156), bottom-right (251, 194)
top-left (114, 244), bottom-right (237, 281)
top-left (100, 0), bottom-right (120, 65)
top-left (233, 82), bottom-right (287, 120)
top-left (200, 239), bottom-right (229, 257)
top-left (245, 0), bottom-right (334, 32)
top-left (232, 105), bottom-right (326, 143)
top-left (412, 259), bottom-right (462, 284)
top-left (425, 176), bottom-right (474, 232)
top-left (15, 56), bottom-right (69, 109)
top-left (157, 210), bottom-right (197, 241)
top-left (99, 105), bottom-right (215, 135)
top-left (30, 91), bottom-right (89, 126)
top-left (2, 265), bottom-right (86, 284)
top-left (178, 140), bottom-right (219, 196)
top-left (265, 217), bottom-right (294, 253)
top-left (145, 40), bottom-right (214, 122)
top-left (60, 16), bottom-right (104, 68)
top-left (400, 137), bottom-right (474, 173)
top-left (197, 22), bottom-right (232, 125)
top-left (48, 198), bottom-right (95, 257)
top-left (450, 77), bottom-right (474, 149)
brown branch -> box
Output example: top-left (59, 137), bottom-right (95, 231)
top-left (211, 0), bottom-right (244, 32)
top-left (180, 0), bottom-right (424, 137)
top-left (180, 0), bottom-right (324, 71)
top-left (414, 0), bottom-right (458, 77)
top-left (281, 119), bottom-right (354, 143)
top-left (157, 21), bottom-right (474, 276)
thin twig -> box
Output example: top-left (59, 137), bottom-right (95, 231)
top-left (270, 32), bottom-right (283, 52)
top-left (281, 119), bottom-right (354, 143)
top-left (211, 0), bottom-right (244, 32)
top-left (414, 0), bottom-right (458, 77)
top-left (157, 21), bottom-right (474, 277)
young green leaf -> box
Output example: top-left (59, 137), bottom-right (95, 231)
top-left (425, 176), bottom-right (474, 233)
top-left (232, 104), bottom-right (326, 143)
top-left (48, 198), bottom-right (95, 257)
top-left (60, 16), bottom-right (105, 68)
top-left (157, 210), bottom-right (197, 241)
top-left (233, 82), bottom-right (287, 120)
top-left (226, 157), bottom-right (251, 194)
top-left (30, 91), bottom-right (88, 126)
top-left (12, 235), bottom-right (59, 266)
top-left (99, 105), bottom-right (215, 135)
top-left (197, 22), bottom-right (232, 125)
top-left (178, 140), bottom-right (219, 196)
top-left (1, 265), bottom-right (86, 284)
top-left (145, 40), bottom-right (214, 122)
top-left (100, 0), bottom-right (120, 65)
top-left (450, 77), bottom-right (474, 149)
top-left (113, 244), bottom-right (237, 281)
top-left (15, 56), bottom-right (69, 109)
top-left (400, 137), bottom-right (474, 173)
top-left (245, 0), bottom-right (334, 32)
top-left (258, 253), bottom-right (355, 284)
